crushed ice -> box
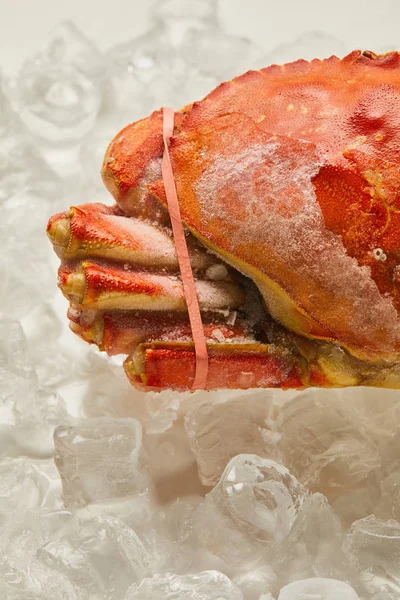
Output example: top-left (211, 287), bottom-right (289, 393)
top-left (0, 1), bottom-right (399, 598)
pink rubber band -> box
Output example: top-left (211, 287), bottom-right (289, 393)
top-left (161, 107), bottom-right (209, 390)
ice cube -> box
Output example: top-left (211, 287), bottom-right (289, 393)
top-left (19, 303), bottom-right (79, 389)
top-left (0, 259), bottom-right (45, 320)
top-left (54, 417), bottom-right (148, 507)
top-left (0, 508), bottom-right (73, 589)
top-left (277, 578), bottom-right (360, 599)
top-left (278, 389), bottom-right (380, 499)
top-left (37, 21), bottom-right (105, 83)
top-left (343, 516), bottom-right (400, 580)
top-left (83, 351), bottom-right (181, 433)
top-left (12, 22), bottom-right (105, 145)
top-left (0, 133), bottom-right (59, 203)
top-left (0, 369), bottom-right (32, 427)
top-left (15, 65), bottom-right (101, 144)
top-left (80, 124), bottom-right (118, 192)
top-left (275, 493), bottom-right (346, 584)
top-left (0, 320), bottom-right (66, 458)
top-left (0, 457), bottom-right (61, 510)
top-left (0, 183), bottom-right (59, 317)
top-left (27, 563), bottom-right (80, 600)
top-left (107, 27), bottom-right (217, 123)
top-left (82, 353), bottom-right (142, 419)
top-left (370, 584), bottom-right (400, 600)
top-left (154, 0), bottom-right (260, 80)
top-left (0, 584), bottom-right (41, 600)
top-left (125, 570), bottom-right (243, 599)
top-left (0, 578), bottom-right (78, 600)
top-left (141, 390), bottom-right (182, 434)
top-left (107, 0), bottom-right (260, 123)
top-left (147, 497), bottom-right (212, 575)
top-left (233, 565), bottom-right (276, 600)
top-left (181, 28), bottom-right (261, 80)
top-left (359, 572), bottom-right (400, 600)
top-left (196, 454), bottom-right (307, 565)
top-left (0, 387), bottom-right (67, 459)
top-left (19, 303), bottom-right (74, 389)
top-left (37, 515), bottom-right (151, 598)
top-left (0, 72), bottom-right (21, 136)
top-left (366, 401), bottom-right (400, 523)
top-left (12, 388), bottom-right (68, 458)
top-left (158, 497), bottom-right (204, 544)
top-left (185, 392), bottom-right (281, 485)
top-left (0, 317), bottom-right (36, 381)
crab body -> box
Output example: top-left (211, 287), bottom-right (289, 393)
top-left (48, 50), bottom-right (400, 390)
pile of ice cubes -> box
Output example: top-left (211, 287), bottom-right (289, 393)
top-left (0, 1), bottom-right (399, 597)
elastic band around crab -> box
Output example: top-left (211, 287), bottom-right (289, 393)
top-left (161, 107), bottom-right (209, 389)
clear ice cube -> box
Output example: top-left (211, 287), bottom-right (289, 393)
top-left (54, 417), bottom-right (148, 507)
top-left (0, 457), bottom-right (61, 510)
top-left (83, 351), bottom-right (181, 433)
top-left (343, 516), bottom-right (400, 581)
top-left (15, 65), bottom-right (101, 144)
top-left (12, 388), bottom-right (68, 458)
top-left (0, 264), bottom-right (42, 321)
top-left (180, 28), bottom-right (261, 80)
top-left (125, 570), bottom-right (243, 599)
top-left (0, 132), bottom-right (59, 203)
top-left (233, 564), bottom-right (276, 600)
top-left (0, 577), bottom-right (79, 600)
top-left (107, 0), bottom-right (260, 124)
top-left (0, 318), bottom-right (68, 457)
top-left (0, 508), bottom-right (73, 590)
top-left (185, 392), bottom-right (281, 485)
top-left (278, 389), bottom-right (380, 499)
top-left (12, 22), bottom-right (105, 145)
top-left (37, 515), bottom-right (152, 598)
top-left (366, 399), bottom-right (400, 523)
top-left (107, 28), bottom-right (217, 123)
top-left (275, 493), bottom-right (346, 584)
top-left (277, 577), bottom-right (360, 600)
top-left (0, 317), bottom-right (36, 380)
top-left (196, 454), bottom-right (307, 565)
top-left (37, 21), bottom-right (106, 83)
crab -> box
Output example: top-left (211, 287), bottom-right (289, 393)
top-left (47, 50), bottom-right (400, 391)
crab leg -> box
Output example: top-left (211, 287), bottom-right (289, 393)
top-left (58, 261), bottom-right (244, 311)
top-left (47, 203), bottom-right (216, 272)
top-left (125, 342), bottom-right (305, 391)
top-left (68, 308), bottom-right (253, 355)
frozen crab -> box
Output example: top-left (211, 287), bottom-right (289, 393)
top-left (48, 50), bottom-right (400, 391)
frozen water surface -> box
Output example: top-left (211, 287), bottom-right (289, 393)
top-left (0, 2), bottom-right (399, 599)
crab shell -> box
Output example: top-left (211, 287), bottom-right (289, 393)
top-left (48, 50), bottom-right (400, 391)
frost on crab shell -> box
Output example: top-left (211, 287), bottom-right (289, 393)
top-left (195, 139), bottom-right (400, 353)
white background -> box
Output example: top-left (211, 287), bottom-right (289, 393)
top-left (1, 0), bottom-right (399, 74)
